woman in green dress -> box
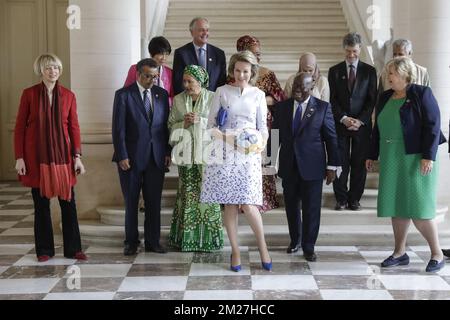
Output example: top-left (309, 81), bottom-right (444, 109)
top-left (168, 65), bottom-right (224, 251)
top-left (366, 57), bottom-right (446, 272)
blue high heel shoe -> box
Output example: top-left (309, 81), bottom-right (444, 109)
top-left (261, 259), bottom-right (272, 271)
top-left (230, 254), bottom-right (241, 272)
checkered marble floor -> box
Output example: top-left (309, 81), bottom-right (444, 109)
top-left (1, 181), bottom-right (450, 300)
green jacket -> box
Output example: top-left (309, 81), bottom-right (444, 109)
top-left (168, 88), bottom-right (214, 165)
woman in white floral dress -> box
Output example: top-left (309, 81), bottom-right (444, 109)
top-left (200, 51), bottom-right (272, 271)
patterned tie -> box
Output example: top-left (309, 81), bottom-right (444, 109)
top-left (198, 47), bottom-right (206, 69)
top-left (292, 102), bottom-right (303, 135)
top-left (143, 89), bottom-right (153, 121)
top-left (348, 64), bottom-right (356, 92)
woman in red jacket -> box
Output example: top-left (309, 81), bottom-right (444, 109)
top-left (14, 53), bottom-right (87, 262)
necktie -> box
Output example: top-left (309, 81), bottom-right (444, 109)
top-left (292, 102), bottom-right (303, 135)
top-left (198, 47), bottom-right (206, 69)
top-left (348, 64), bottom-right (356, 92)
top-left (143, 89), bottom-right (153, 121)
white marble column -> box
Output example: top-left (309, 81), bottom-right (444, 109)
top-left (392, 0), bottom-right (450, 206)
top-left (69, 0), bottom-right (140, 143)
top-left (66, 0), bottom-right (141, 218)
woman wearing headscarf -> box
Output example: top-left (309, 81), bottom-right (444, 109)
top-left (235, 35), bottom-right (284, 213)
top-left (168, 65), bottom-right (224, 252)
top-left (284, 52), bottom-right (330, 102)
top-left (14, 53), bottom-right (87, 262)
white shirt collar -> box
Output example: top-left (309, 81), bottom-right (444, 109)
top-left (136, 81), bottom-right (146, 93)
top-left (293, 95), bottom-right (311, 119)
top-left (296, 95), bottom-right (311, 107)
top-left (346, 59), bottom-right (359, 70)
top-left (193, 42), bottom-right (207, 51)
top-left (136, 81), bottom-right (152, 101)
top-left (346, 59), bottom-right (358, 66)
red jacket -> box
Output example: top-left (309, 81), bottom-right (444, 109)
top-left (14, 83), bottom-right (82, 188)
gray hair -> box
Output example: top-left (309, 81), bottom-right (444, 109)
top-left (189, 17), bottom-right (209, 31)
top-left (227, 50), bottom-right (259, 85)
top-left (393, 39), bottom-right (413, 55)
top-left (342, 32), bottom-right (362, 48)
top-left (33, 53), bottom-right (63, 76)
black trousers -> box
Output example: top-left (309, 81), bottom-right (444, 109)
top-left (118, 155), bottom-right (165, 248)
top-left (31, 187), bottom-right (82, 258)
top-left (282, 167), bottom-right (323, 254)
top-left (333, 132), bottom-right (369, 204)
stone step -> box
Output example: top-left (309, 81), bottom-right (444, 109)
top-left (165, 47), bottom-right (344, 57)
top-left (163, 0), bottom-right (348, 90)
top-left (167, 8), bottom-right (343, 19)
top-left (254, 61), bottom-right (336, 69)
top-left (164, 31), bottom-right (346, 41)
top-left (167, 41), bottom-right (343, 49)
top-left (97, 205), bottom-right (448, 227)
top-left (169, 2), bottom-right (341, 10)
top-left (166, 16), bottom-right (347, 24)
top-left (164, 23), bottom-right (348, 32)
top-left (151, 187), bottom-right (379, 208)
top-left (169, 0), bottom-right (340, 3)
top-left (161, 171), bottom-right (380, 183)
top-left (167, 9), bottom-right (344, 17)
top-left (78, 219), bottom-right (450, 247)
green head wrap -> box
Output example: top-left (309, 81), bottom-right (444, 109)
top-left (183, 65), bottom-right (209, 88)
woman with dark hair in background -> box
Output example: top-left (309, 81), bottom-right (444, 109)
top-left (124, 36), bottom-right (174, 106)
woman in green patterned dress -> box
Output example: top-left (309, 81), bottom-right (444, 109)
top-left (168, 65), bottom-right (224, 251)
top-left (366, 57), bottom-right (447, 272)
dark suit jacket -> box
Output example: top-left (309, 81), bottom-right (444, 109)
top-left (273, 97), bottom-right (341, 181)
top-left (328, 61), bottom-right (377, 136)
top-left (112, 83), bottom-right (170, 171)
top-left (172, 42), bottom-right (226, 94)
top-left (369, 84), bottom-right (446, 161)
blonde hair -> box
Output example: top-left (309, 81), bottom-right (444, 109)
top-left (386, 56), bottom-right (416, 84)
top-left (227, 50), bottom-right (259, 85)
top-left (33, 53), bottom-right (63, 77)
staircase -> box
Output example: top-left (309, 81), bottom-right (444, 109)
top-left (78, 0), bottom-right (450, 247)
top-left (163, 0), bottom-right (349, 86)
top-left (78, 167), bottom-right (450, 247)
